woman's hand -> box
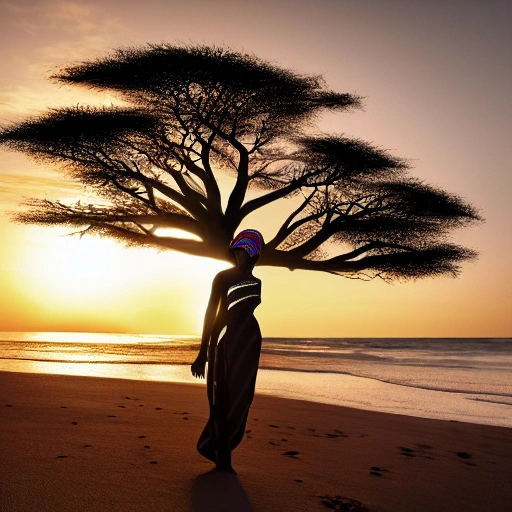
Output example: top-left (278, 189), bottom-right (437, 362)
top-left (191, 352), bottom-right (207, 379)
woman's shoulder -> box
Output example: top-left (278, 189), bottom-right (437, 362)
top-left (212, 268), bottom-right (238, 290)
top-left (215, 269), bottom-right (261, 288)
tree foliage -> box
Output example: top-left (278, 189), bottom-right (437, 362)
top-left (0, 44), bottom-right (481, 279)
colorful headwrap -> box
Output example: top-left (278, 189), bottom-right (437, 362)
top-left (229, 229), bottom-right (264, 258)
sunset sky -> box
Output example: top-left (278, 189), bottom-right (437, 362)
top-left (0, 0), bottom-right (510, 337)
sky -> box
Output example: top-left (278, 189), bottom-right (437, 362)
top-left (0, 0), bottom-right (511, 337)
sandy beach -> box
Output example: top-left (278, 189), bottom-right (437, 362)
top-left (1, 371), bottom-right (511, 512)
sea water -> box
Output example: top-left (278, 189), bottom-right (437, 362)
top-left (0, 332), bottom-right (511, 427)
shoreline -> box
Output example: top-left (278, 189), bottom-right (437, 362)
top-left (1, 361), bottom-right (511, 428)
top-left (2, 371), bottom-right (512, 511)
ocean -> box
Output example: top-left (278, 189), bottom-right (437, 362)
top-left (1, 332), bottom-right (511, 428)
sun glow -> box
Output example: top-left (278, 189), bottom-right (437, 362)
top-left (22, 233), bottom-right (134, 300)
top-left (13, 225), bottom-right (232, 333)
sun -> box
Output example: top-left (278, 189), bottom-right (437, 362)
top-left (21, 229), bottom-right (138, 302)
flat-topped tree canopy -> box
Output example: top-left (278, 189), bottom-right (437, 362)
top-left (0, 44), bottom-right (482, 279)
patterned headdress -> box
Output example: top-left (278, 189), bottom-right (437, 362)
top-left (229, 229), bottom-right (264, 258)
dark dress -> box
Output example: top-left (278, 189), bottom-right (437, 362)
top-left (197, 278), bottom-right (262, 466)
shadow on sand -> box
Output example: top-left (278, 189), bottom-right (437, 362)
top-left (191, 469), bottom-right (255, 512)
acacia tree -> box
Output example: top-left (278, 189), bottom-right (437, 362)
top-left (0, 44), bottom-right (481, 279)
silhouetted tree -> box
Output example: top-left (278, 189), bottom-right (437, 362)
top-left (0, 44), bottom-right (481, 279)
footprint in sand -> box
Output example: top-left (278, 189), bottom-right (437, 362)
top-left (369, 466), bottom-right (388, 477)
top-left (317, 494), bottom-right (369, 511)
top-left (56, 455), bottom-right (68, 458)
top-left (269, 441), bottom-right (281, 446)
top-left (149, 461), bottom-right (158, 464)
top-left (71, 421), bottom-right (78, 425)
top-left (107, 415), bottom-right (117, 418)
top-left (456, 452), bottom-right (476, 466)
top-left (312, 431), bottom-right (348, 439)
top-left (118, 405), bottom-right (126, 408)
top-left (138, 435), bottom-right (146, 439)
top-left (144, 445), bottom-right (151, 449)
top-left (83, 444), bottom-right (92, 448)
top-left (155, 407), bottom-right (163, 410)
top-left (398, 446), bottom-right (416, 457)
top-left (268, 424), bottom-right (280, 428)
top-left (282, 451), bottom-right (300, 458)
top-left (60, 406), bottom-right (67, 409)
top-left (294, 479), bottom-right (303, 483)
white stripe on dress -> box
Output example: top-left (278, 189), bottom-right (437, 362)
top-left (227, 294), bottom-right (260, 310)
top-left (227, 281), bottom-right (259, 295)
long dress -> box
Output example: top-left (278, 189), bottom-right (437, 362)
top-left (197, 278), bottom-right (262, 466)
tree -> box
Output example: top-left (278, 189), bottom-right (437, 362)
top-left (0, 44), bottom-right (481, 280)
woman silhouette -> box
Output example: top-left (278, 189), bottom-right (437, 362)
top-left (191, 229), bottom-right (264, 473)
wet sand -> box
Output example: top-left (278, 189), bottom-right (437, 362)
top-left (1, 371), bottom-right (511, 511)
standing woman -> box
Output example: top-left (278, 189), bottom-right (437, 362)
top-left (191, 229), bottom-right (264, 473)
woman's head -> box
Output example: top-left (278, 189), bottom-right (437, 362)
top-left (229, 229), bottom-right (264, 267)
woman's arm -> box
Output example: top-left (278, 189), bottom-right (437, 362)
top-left (191, 273), bottom-right (223, 379)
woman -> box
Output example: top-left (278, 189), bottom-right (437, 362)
top-left (191, 229), bottom-right (264, 474)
